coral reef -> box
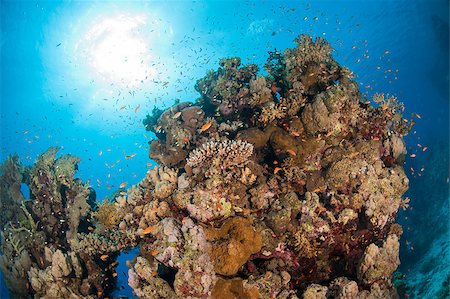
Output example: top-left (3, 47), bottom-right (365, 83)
top-left (0, 148), bottom-right (118, 298)
top-left (1, 34), bottom-right (413, 298)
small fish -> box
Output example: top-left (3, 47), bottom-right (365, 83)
top-left (151, 249), bottom-right (159, 256)
top-left (98, 291), bottom-right (103, 296)
top-left (172, 111), bottom-right (182, 119)
top-left (422, 146), bottom-right (428, 152)
top-left (100, 254), bottom-right (108, 261)
top-left (271, 83), bottom-right (278, 94)
top-left (274, 167), bottom-right (282, 174)
top-left (416, 113), bottom-right (422, 119)
top-left (290, 131), bottom-right (301, 137)
top-left (119, 182), bottom-right (128, 188)
top-left (151, 271), bottom-right (157, 277)
top-left (286, 149), bottom-right (296, 156)
top-left (147, 163), bottom-right (152, 167)
top-left (410, 154), bottom-right (416, 158)
top-left (135, 105), bottom-right (140, 113)
top-left (120, 105), bottom-right (126, 110)
top-left (98, 151), bottom-right (103, 156)
top-left (273, 160), bottom-right (278, 165)
top-left (155, 125), bottom-right (162, 132)
top-left (199, 122), bottom-right (212, 132)
top-left (182, 137), bottom-right (189, 143)
top-left (112, 272), bottom-right (118, 277)
top-left (88, 226), bottom-right (94, 231)
top-left (39, 256), bottom-right (44, 266)
top-left (141, 226), bottom-right (156, 235)
top-left (56, 43), bottom-right (61, 47)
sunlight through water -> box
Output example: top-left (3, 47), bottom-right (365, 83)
top-left (81, 14), bottom-right (155, 87)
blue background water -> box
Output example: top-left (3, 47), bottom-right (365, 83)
top-left (1, 1), bottom-right (448, 298)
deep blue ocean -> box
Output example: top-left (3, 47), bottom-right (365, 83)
top-left (1, 1), bottom-right (448, 298)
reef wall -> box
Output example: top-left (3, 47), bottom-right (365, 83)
top-left (0, 34), bottom-right (413, 298)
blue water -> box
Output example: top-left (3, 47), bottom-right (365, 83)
top-left (1, 1), bottom-right (448, 298)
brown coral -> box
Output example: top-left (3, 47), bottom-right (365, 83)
top-left (204, 217), bottom-right (262, 276)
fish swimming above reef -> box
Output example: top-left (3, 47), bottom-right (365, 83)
top-left (1, 34), bottom-right (413, 298)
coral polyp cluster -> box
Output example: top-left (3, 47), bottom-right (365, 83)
top-left (1, 34), bottom-right (412, 298)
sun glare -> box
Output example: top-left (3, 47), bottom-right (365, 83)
top-left (83, 14), bottom-right (152, 86)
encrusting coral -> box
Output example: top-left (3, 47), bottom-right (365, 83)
top-left (1, 34), bottom-right (413, 298)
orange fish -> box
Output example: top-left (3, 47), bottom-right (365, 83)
top-left (199, 122), bottom-right (212, 132)
top-left (290, 131), bottom-right (301, 137)
top-left (271, 83), bottom-right (278, 94)
top-left (135, 105), bottom-right (140, 113)
top-left (172, 111), bottom-right (182, 119)
top-left (151, 250), bottom-right (159, 256)
top-left (274, 167), bottom-right (282, 174)
top-left (141, 226), bottom-right (156, 235)
top-left (119, 182), bottom-right (128, 188)
top-left (100, 254), bottom-right (108, 261)
top-left (112, 272), bottom-right (118, 277)
top-left (151, 271), bottom-right (157, 277)
top-left (286, 149), bottom-right (296, 156)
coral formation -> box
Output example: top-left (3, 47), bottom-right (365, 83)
top-left (0, 148), bottom-right (118, 298)
top-left (1, 34), bottom-right (413, 298)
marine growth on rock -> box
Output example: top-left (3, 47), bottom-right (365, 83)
top-left (0, 34), bottom-right (413, 298)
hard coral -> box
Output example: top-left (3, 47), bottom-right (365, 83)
top-left (1, 33), bottom-right (413, 299)
top-left (204, 217), bottom-right (262, 276)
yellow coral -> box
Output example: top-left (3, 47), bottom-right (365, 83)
top-left (93, 199), bottom-right (120, 229)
